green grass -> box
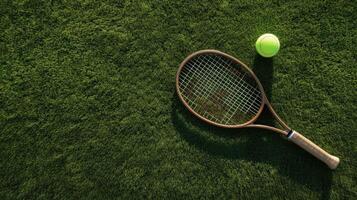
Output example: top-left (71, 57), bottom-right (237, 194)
top-left (0, 0), bottom-right (356, 199)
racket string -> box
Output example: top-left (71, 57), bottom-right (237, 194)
top-left (209, 55), bottom-right (261, 113)
top-left (204, 55), bottom-right (262, 111)
top-left (183, 59), bottom-right (237, 120)
top-left (178, 54), bottom-right (262, 125)
top-left (179, 54), bottom-right (261, 124)
top-left (181, 56), bottom-right (261, 112)
top-left (200, 55), bottom-right (260, 123)
top-left (214, 55), bottom-right (261, 94)
top-left (181, 59), bottom-right (243, 123)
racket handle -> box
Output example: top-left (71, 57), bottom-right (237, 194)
top-left (288, 131), bottom-right (340, 169)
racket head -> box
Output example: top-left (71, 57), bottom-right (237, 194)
top-left (176, 49), bottom-right (266, 128)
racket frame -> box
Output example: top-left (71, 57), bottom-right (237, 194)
top-left (176, 49), bottom-right (289, 136)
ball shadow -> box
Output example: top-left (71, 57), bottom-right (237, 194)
top-left (171, 54), bottom-right (332, 199)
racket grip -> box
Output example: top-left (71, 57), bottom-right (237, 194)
top-left (288, 131), bottom-right (340, 169)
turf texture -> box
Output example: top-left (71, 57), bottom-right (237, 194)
top-left (0, 0), bottom-right (356, 199)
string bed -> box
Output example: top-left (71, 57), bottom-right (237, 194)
top-left (178, 54), bottom-right (262, 125)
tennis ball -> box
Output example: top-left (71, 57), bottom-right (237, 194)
top-left (255, 33), bottom-right (280, 57)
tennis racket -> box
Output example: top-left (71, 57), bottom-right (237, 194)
top-left (175, 49), bottom-right (340, 169)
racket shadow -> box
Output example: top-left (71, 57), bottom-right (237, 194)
top-left (171, 54), bottom-right (332, 198)
top-left (172, 95), bottom-right (332, 199)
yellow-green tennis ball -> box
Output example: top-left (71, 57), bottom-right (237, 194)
top-left (255, 33), bottom-right (280, 57)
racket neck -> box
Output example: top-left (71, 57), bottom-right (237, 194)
top-left (264, 98), bottom-right (290, 130)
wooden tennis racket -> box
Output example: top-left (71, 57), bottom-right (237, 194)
top-left (175, 49), bottom-right (340, 169)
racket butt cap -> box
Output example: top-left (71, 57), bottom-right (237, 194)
top-left (328, 156), bottom-right (340, 170)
